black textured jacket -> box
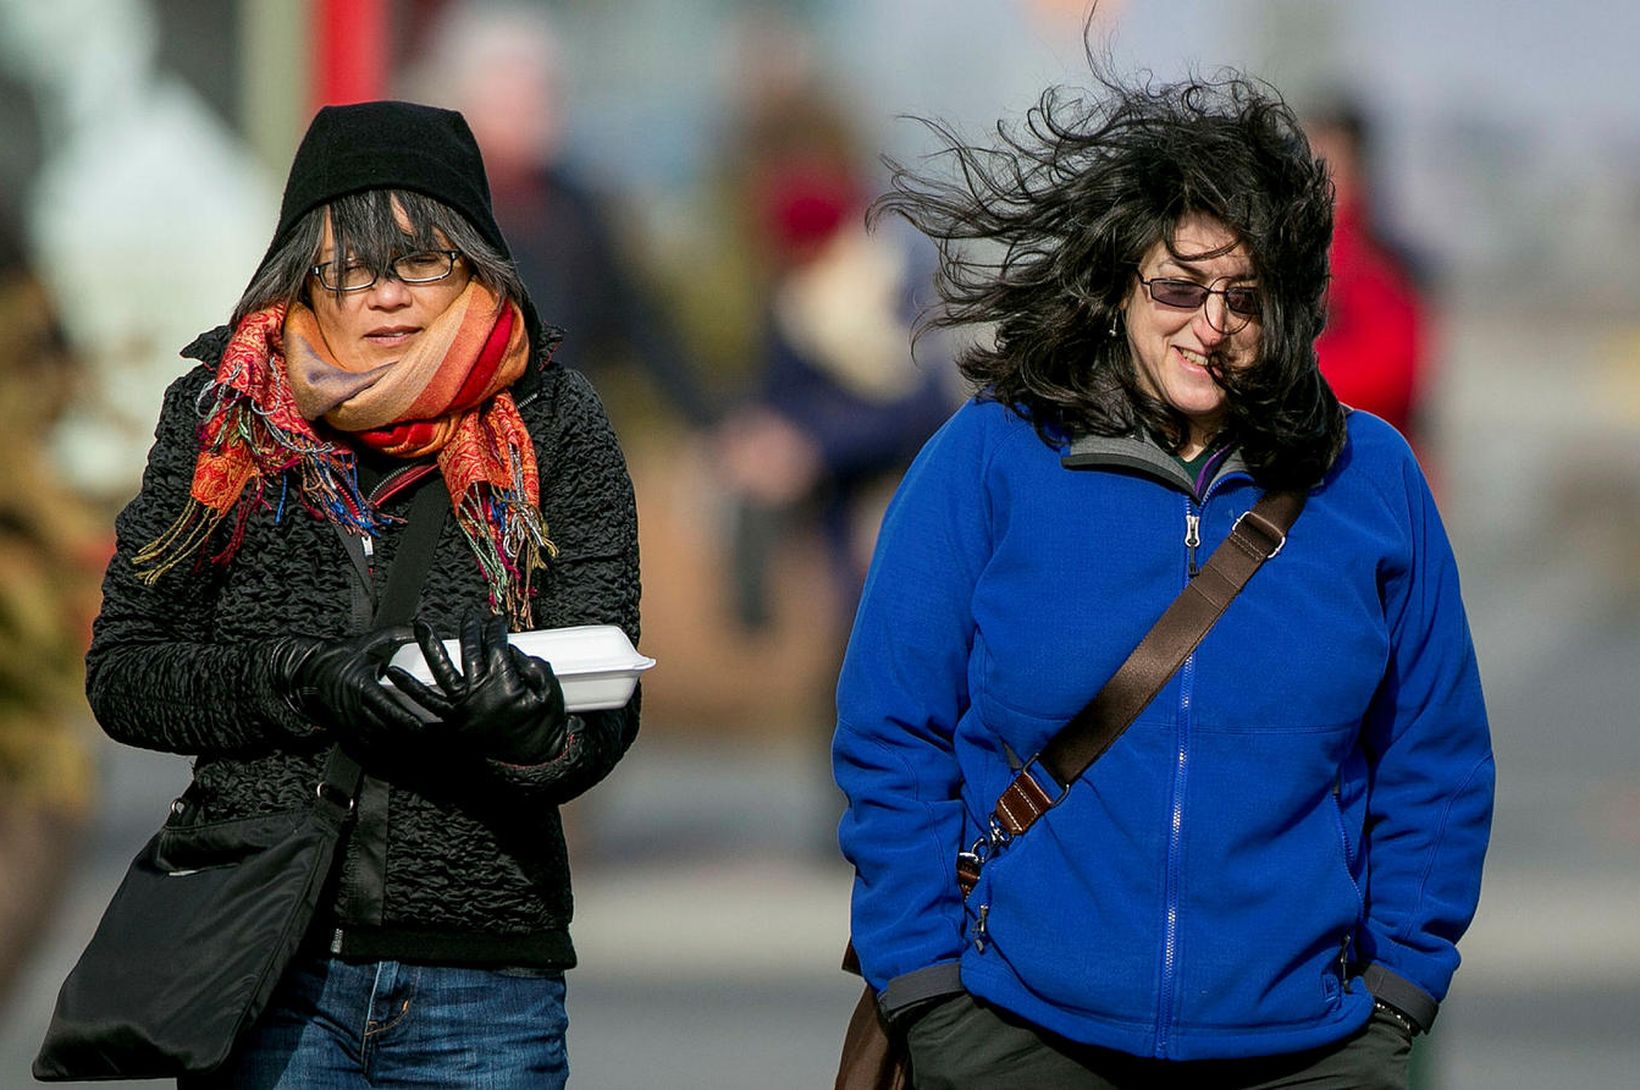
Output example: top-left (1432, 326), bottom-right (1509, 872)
top-left (85, 326), bottom-right (640, 968)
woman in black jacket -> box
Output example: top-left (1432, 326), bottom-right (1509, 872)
top-left (86, 101), bottom-right (639, 1088)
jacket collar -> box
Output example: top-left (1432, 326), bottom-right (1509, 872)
top-left (1059, 431), bottom-right (1249, 499)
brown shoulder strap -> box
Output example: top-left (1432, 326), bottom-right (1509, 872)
top-left (960, 489), bottom-right (1304, 894)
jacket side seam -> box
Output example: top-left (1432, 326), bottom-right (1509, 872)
top-left (1397, 750), bottom-right (1495, 946)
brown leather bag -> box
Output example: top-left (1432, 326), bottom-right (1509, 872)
top-left (833, 491), bottom-right (1303, 1090)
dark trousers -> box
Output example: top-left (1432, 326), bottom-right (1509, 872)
top-left (905, 993), bottom-right (1411, 1090)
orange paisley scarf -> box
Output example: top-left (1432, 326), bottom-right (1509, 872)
top-left (135, 281), bottom-right (552, 624)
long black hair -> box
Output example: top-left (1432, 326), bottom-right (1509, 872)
top-left (871, 65), bottom-right (1344, 488)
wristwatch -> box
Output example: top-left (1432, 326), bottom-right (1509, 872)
top-left (1373, 998), bottom-right (1418, 1036)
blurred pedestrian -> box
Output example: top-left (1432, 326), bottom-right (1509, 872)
top-left (714, 80), bottom-right (956, 630)
top-left (1306, 100), bottom-right (1431, 447)
top-left (0, 215), bottom-right (99, 1001)
top-left (834, 69), bottom-right (1494, 1088)
top-left (411, 2), bottom-right (716, 430)
top-left (83, 102), bottom-right (639, 1088)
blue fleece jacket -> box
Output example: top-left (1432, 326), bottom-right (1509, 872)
top-left (832, 398), bottom-right (1494, 1061)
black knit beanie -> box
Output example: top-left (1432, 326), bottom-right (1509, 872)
top-left (259, 100), bottom-right (510, 271)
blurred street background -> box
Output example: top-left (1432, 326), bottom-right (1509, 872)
top-left (1, 1), bottom-right (1637, 1087)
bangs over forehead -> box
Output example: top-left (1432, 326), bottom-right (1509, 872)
top-left (232, 187), bottom-right (523, 325)
top-left (1155, 218), bottom-right (1250, 269)
top-left (323, 189), bottom-right (454, 267)
top-left (308, 187), bottom-right (523, 306)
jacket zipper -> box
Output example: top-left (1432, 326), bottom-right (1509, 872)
top-left (352, 372), bottom-right (531, 564)
top-left (368, 463), bottom-right (434, 505)
top-left (358, 463), bottom-right (437, 565)
top-left (1156, 474), bottom-right (1243, 1056)
top-left (1156, 492), bottom-right (1196, 1054)
top-left (1331, 775), bottom-right (1366, 923)
top-left (1155, 650), bottom-right (1193, 1057)
top-left (1329, 774), bottom-right (1362, 996)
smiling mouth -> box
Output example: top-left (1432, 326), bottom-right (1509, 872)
top-left (1175, 345), bottom-right (1212, 370)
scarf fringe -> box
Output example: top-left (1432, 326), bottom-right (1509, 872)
top-left (131, 502), bottom-right (225, 585)
top-left (135, 386), bottom-right (394, 582)
top-left (454, 482), bottom-right (555, 627)
top-left (137, 303), bottom-right (548, 621)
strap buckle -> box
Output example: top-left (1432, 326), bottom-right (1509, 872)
top-left (315, 781), bottom-right (358, 812)
top-left (1232, 508), bottom-right (1287, 559)
top-left (1019, 754), bottom-right (1072, 809)
top-left (964, 818), bottom-right (1010, 867)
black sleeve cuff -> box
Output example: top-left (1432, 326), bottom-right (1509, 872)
top-left (1358, 962), bottom-right (1439, 1033)
top-left (877, 962), bottom-right (965, 1027)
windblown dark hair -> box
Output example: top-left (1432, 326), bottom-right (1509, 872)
top-left (870, 65), bottom-right (1344, 488)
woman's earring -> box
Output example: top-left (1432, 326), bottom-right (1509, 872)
top-left (1109, 311), bottom-right (1122, 337)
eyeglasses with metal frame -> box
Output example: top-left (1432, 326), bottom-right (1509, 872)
top-left (1135, 274), bottom-right (1262, 333)
top-left (310, 250), bottom-right (463, 292)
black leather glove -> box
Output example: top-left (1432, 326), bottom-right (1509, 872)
top-left (518, 709), bottom-right (628, 802)
top-left (269, 627), bottom-right (427, 753)
top-left (386, 614), bottom-right (569, 765)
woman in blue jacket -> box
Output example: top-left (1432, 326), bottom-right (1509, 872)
top-left (832, 72), bottom-right (1494, 1088)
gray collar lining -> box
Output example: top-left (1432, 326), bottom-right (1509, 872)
top-left (1059, 433), bottom-right (1249, 497)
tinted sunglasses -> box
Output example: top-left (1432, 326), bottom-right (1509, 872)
top-left (1137, 275), bottom-right (1262, 320)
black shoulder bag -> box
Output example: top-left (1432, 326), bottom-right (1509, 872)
top-left (35, 479), bottom-right (449, 1081)
top-left (834, 489), bottom-right (1306, 1090)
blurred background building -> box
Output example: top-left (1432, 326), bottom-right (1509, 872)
top-left (0, 1), bottom-right (1636, 1087)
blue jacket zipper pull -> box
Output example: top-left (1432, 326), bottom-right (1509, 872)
top-left (1184, 513), bottom-right (1201, 578)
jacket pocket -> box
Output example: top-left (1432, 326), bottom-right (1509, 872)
top-left (1328, 785), bottom-right (1366, 925)
top-left (1172, 724), bottom-right (1366, 1031)
top-left (154, 809), bottom-right (308, 873)
top-left (964, 757), bottom-right (1170, 1023)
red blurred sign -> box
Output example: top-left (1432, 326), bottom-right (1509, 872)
top-left (314, 0), bottom-right (390, 109)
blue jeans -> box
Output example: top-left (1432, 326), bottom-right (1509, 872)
top-left (180, 954), bottom-right (568, 1089)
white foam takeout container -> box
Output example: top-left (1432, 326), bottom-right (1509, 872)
top-left (387, 624), bottom-right (655, 713)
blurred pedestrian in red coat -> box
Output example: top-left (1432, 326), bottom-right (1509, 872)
top-left (1306, 103), bottom-right (1429, 447)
